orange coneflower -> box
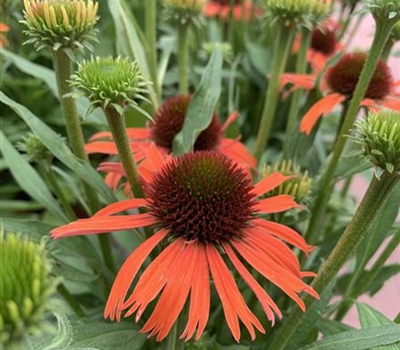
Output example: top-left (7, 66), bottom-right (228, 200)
top-left (51, 148), bottom-right (318, 342)
top-left (203, 0), bottom-right (263, 21)
top-left (86, 94), bottom-right (256, 190)
top-left (281, 52), bottom-right (400, 135)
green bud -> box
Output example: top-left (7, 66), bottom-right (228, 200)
top-left (353, 110), bottom-right (400, 175)
top-left (0, 232), bottom-right (57, 348)
top-left (69, 56), bottom-right (151, 118)
top-left (262, 0), bottom-right (332, 28)
top-left (21, 0), bottom-right (99, 52)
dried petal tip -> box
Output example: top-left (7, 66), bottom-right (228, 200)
top-left (69, 56), bottom-right (151, 118)
top-left (263, 159), bottom-right (312, 203)
top-left (0, 232), bottom-right (57, 348)
top-left (263, 0), bottom-right (332, 28)
top-left (164, 0), bottom-right (206, 26)
top-left (353, 110), bottom-right (400, 175)
top-left (363, 0), bottom-right (400, 23)
top-left (21, 0), bottom-right (99, 52)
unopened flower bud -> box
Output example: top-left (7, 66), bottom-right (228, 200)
top-left (21, 0), bottom-right (99, 52)
top-left (0, 232), bottom-right (57, 348)
top-left (353, 110), bottom-right (400, 175)
top-left (69, 56), bottom-right (151, 118)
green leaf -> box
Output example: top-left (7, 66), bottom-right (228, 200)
top-left (68, 316), bottom-right (147, 350)
top-left (0, 92), bottom-right (117, 204)
top-left (317, 319), bottom-right (353, 337)
top-left (173, 45), bottom-right (223, 155)
top-left (108, 0), bottom-right (158, 109)
top-left (0, 131), bottom-right (69, 222)
top-left (1, 49), bottom-right (106, 126)
top-left (297, 325), bottom-right (400, 350)
top-left (357, 303), bottom-right (400, 350)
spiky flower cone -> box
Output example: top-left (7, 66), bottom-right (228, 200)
top-left (0, 232), bottom-right (57, 348)
top-left (164, 0), bottom-right (206, 26)
top-left (69, 56), bottom-right (151, 117)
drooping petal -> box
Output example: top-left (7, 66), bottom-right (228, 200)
top-left (123, 239), bottom-right (186, 320)
top-left (380, 95), bottom-right (400, 111)
top-left (88, 128), bottom-right (150, 142)
top-left (180, 243), bottom-right (210, 341)
top-left (300, 93), bottom-right (346, 135)
top-left (279, 73), bottom-right (316, 92)
top-left (140, 240), bottom-right (199, 341)
top-left (232, 240), bottom-right (319, 311)
top-left (219, 138), bottom-right (257, 170)
top-left (104, 229), bottom-right (168, 321)
top-left (251, 172), bottom-right (295, 197)
top-left (93, 199), bottom-right (148, 217)
top-left (206, 245), bottom-right (265, 342)
top-left (245, 227), bottom-right (301, 277)
top-left (223, 243), bottom-right (282, 324)
top-left (253, 218), bottom-right (314, 253)
top-left (253, 194), bottom-right (300, 214)
top-left (98, 162), bottom-right (126, 176)
top-left (51, 214), bottom-right (157, 238)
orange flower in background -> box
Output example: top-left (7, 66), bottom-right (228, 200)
top-left (203, 0), bottom-right (263, 21)
top-left (51, 149), bottom-right (318, 342)
top-left (280, 52), bottom-right (400, 135)
top-left (86, 94), bottom-right (256, 190)
top-left (0, 23), bottom-right (10, 48)
top-left (292, 21), bottom-right (343, 72)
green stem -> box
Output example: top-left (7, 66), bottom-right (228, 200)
top-left (39, 162), bottom-right (76, 222)
top-left (304, 21), bottom-right (396, 244)
top-left (266, 171), bottom-right (400, 350)
top-left (253, 25), bottom-right (295, 163)
top-left (104, 107), bottom-right (144, 199)
top-left (146, 0), bottom-right (160, 103)
top-left (52, 49), bottom-right (115, 273)
top-left (164, 312), bottom-right (186, 350)
top-left (381, 38), bottom-right (394, 62)
top-left (335, 227), bottom-right (400, 320)
top-left (57, 283), bottom-right (86, 317)
top-left (177, 24), bottom-right (189, 94)
top-left (282, 28), bottom-right (312, 159)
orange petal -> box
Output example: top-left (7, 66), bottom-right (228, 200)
top-left (253, 218), bottom-right (314, 254)
top-left (207, 245), bottom-right (265, 342)
top-left (280, 73), bottom-right (316, 92)
top-left (222, 111), bottom-right (239, 132)
top-left (140, 241), bottom-right (198, 341)
top-left (300, 93), bottom-right (346, 135)
top-left (123, 239), bottom-right (186, 318)
top-left (232, 240), bottom-right (318, 311)
top-left (51, 214), bottom-right (156, 238)
top-left (93, 199), bottom-right (148, 217)
top-left (380, 96), bottom-right (400, 111)
top-left (104, 229), bottom-right (168, 321)
top-left (253, 194), bottom-right (300, 214)
top-left (251, 172), bottom-right (295, 197)
top-left (223, 243), bottom-right (282, 324)
top-left (180, 243), bottom-right (210, 341)
top-left (219, 139), bottom-right (257, 170)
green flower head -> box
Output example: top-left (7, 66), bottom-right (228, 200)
top-left (21, 0), bottom-right (99, 52)
top-left (0, 232), bottom-right (57, 348)
top-left (163, 0), bottom-right (206, 27)
top-left (263, 0), bottom-right (332, 28)
top-left (353, 110), bottom-right (400, 175)
top-left (263, 159), bottom-right (312, 203)
top-left (69, 56), bottom-right (151, 117)
top-left (363, 0), bottom-right (400, 24)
